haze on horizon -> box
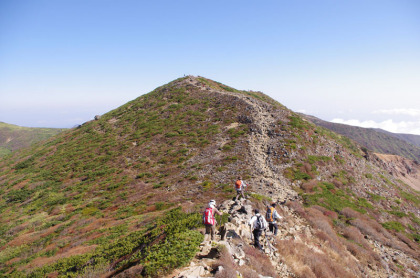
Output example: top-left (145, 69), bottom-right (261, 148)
top-left (1, 1), bottom-right (419, 135)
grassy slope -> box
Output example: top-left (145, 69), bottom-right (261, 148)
top-left (375, 128), bottom-right (420, 149)
top-left (0, 77), bottom-right (258, 277)
top-left (0, 122), bottom-right (66, 157)
top-left (0, 77), bottom-right (418, 277)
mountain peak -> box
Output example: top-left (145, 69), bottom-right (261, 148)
top-left (1, 77), bottom-right (419, 277)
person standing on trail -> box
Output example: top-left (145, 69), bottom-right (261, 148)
top-left (203, 200), bottom-right (222, 242)
top-left (249, 209), bottom-right (268, 250)
top-left (235, 176), bottom-right (248, 200)
top-left (266, 203), bottom-right (282, 236)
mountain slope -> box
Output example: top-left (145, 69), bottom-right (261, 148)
top-left (375, 128), bottom-right (420, 149)
top-left (303, 114), bottom-right (420, 162)
top-left (0, 122), bottom-right (66, 156)
top-left (374, 153), bottom-right (420, 191)
top-left (0, 76), bottom-right (419, 277)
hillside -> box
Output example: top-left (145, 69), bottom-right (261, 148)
top-left (374, 153), bottom-right (420, 191)
top-left (0, 122), bottom-right (66, 157)
top-left (375, 129), bottom-right (420, 149)
top-left (0, 76), bottom-right (419, 277)
top-left (303, 114), bottom-right (420, 162)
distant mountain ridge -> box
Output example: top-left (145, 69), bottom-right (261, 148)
top-left (0, 122), bottom-right (66, 156)
top-left (374, 128), bottom-right (420, 148)
top-left (303, 115), bottom-right (420, 162)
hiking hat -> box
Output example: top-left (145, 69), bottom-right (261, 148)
top-left (209, 200), bottom-right (216, 208)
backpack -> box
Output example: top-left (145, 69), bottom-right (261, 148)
top-left (266, 206), bottom-right (274, 222)
top-left (235, 180), bottom-right (242, 190)
top-left (203, 207), bottom-right (215, 225)
top-left (255, 215), bottom-right (267, 230)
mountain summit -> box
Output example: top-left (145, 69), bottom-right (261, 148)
top-left (0, 76), bottom-right (419, 277)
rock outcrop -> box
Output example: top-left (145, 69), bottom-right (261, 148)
top-left (171, 198), bottom-right (300, 278)
top-left (374, 153), bottom-right (420, 191)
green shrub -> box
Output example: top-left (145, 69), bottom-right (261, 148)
top-left (365, 173), bottom-right (373, 179)
top-left (6, 188), bottom-right (33, 203)
top-left (142, 229), bottom-right (202, 276)
top-left (30, 208), bottom-right (203, 277)
top-left (388, 210), bottom-right (407, 218)
top-left (382, 221), bottom-right (405, 232)
top-left (14, 157), bottom-right (35, 170)
top-left (288, 115), bottom-right (307, 129)
top-left (302, 185), bottom-right (367, 213)
top-left (222, 144), bottom-right (232, 151)
top-left (307, 155), bottom-right (331, 164)
top-left (215, 213), bottom-right (229, 226)
top-left (294, 170), bottom-right (311, 181)
top-left (202, 180), bottom-right (213, 190)
top-left (155, 202), bottom-right (173, 211)
top-left (153, 182), bottom-right (164, 189)
top-left (368, 193), bottom-right (384, 201)
top-left (249, 193), bottom-right (272, 202)
top-left (399, 191), bottom-right (420, 205)
top-left (82, 207), bottom-right (99, 217)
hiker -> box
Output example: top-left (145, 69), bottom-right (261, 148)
top-left (266, 203), bottom-right (282, 236)
top-left (235, 176), bottom-right (248, 200)
top-left (203, 200), bottom-right (222, 242)
top-left (249, 209), bottom-right (268, 250)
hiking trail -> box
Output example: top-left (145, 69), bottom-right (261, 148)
top-left (169, 198), bottom-right (309, 278)
top-left (184, 76), bottom-right (297, 202)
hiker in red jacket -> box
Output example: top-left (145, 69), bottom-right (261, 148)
top-left (203, 200), bottom-right (222, 242)
top-left (235, 176), bottom-right (248, 200)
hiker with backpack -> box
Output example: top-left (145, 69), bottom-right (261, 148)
top-left (248, 208), bottom-right (268, 250)
top-left (235, 176), bottom-right (248, 200)
top-left (266, 203), bottom-right (282, 236)
top-left (203, 200), bottom-right (223, 242)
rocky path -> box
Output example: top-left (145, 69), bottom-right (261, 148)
top-left (169, 198), bottom-right (313, 278)
top-left (184, 76), bottom-right (297, 202)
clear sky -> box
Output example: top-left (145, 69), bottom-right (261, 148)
top-left (1, 0), bottom-right (419, 134)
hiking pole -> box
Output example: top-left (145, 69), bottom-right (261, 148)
top-left (264, 229), bottom-right (275, 252)
top-left (250, 226), bottom-right (253, 241)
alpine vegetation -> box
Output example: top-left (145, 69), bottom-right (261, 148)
top-left (0, 76), bottom-right (418, 277)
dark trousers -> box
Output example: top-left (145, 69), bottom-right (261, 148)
top-left (269, 222), bottom-right (278, 235)
top-left (253, 229), bottom-right (263, 250)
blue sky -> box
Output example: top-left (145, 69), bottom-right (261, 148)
top-left (1, 0), bottom-right (419, 134)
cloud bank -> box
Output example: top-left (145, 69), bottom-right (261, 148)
top-left (373, 108), bottom-right (420, 117)
top-left (331, 118), bottom-right (420, 135)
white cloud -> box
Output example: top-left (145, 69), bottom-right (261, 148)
top-left (373, 108), bottom-right (420, 117)
top-left (331, 118), bottom-right (420, 135)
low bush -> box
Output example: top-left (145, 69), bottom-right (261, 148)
top-left (306, 155), bottom-right (332, 164)
top-left (29, 208), bottom-right (203, 278)
top-left (213, 245), bottom-right (237, 278)
top-left (303, 185), bottom-right (368, 213)
top-left (342, 226), bottom-right (369, 249)
top-left (301, 180), bottom-right (318, 193)
top-left (242, 244), bottom-right (277, 277)
top-left (382, 221), bottom-right (405, 232)
top-left (276, 238), bottom-right (357, 278)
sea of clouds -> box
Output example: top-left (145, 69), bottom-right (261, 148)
top-left (332, 109), bottom-right (420, 135)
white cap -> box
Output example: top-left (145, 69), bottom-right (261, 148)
top-left (209, 200), bottom-right (216, 208)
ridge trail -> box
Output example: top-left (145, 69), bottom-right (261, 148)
top-left (184, 76), bottom-right (297, 202)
